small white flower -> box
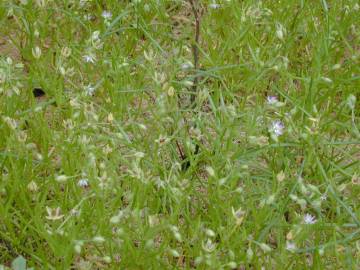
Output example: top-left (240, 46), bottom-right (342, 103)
top-left (84, 84), bottom-right (95, 96)
top-left (202, 239), bottom-right (216, 252)
top-left (276, 29), bottom-right (283, 40)
top-left (83, 14), bottom-right (94, 21)
top-left (181, 62), bottom-right (193, 70)
top-left (101, 10), bottom-right (112, 20)
top-left (259, 243), bottom-right (272, 253)
top-left (91, 31), bottom-right (101, 41)
top-left (70, 209), bottom-right (81, 216)
top-left (55, 175), bottom-right (68, 183)
top-left (110, 215), bottom-right (121, 224)
top-left (304, 213), bottom-right (317, 224)
top-left (270, 120), bottom-right (285, 136)
top-left (83, 54), bottom-right (96, 63)
top-left (78, 178), bottom-right (89, 188)
top-left (286, 241), bottom-right (296, 252)
top-left (320, 194), bottom-right (327, 201)
top-left (246, 247), bottom-right (254, 261)
top-left (92, 236), bottom-right (105, 243)
top-left (27, 181), bottom-right (38, 192)
top-left (205, 228), bottom-right (216, 237)
top-left (45, 206), bottom-right (64, 221)
top-left (169, 249), bottom-right (180, 257)
top-left (321, 77), bottom-right (333, 83)
top-left (267, 95), bottom-right (278, 105)
top-left (134, 151), bottom-right (145, 158)
top-left (205, 166), bottom-right (215, 177)
top-left (173, 231), bottom-right (182, 242)
top-left (347, 94), bottom-right (356, 110)
top-left (209, 3), bottom-right (221, 9)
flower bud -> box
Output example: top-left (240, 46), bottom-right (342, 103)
top-left (32, 46), bottom-right (42, 59)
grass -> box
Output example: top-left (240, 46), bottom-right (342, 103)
top-left (0, 0), bottom-right (359, 269)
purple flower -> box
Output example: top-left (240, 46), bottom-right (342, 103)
top-left (83, 54), bottom-right (96, 64)
top-left (270, 120), bottom-right (285, 136)
top-left (102, 11), bottom-right (112, 20)
top-left (303, 213), bottom-right (317, 224)
top-left (267, 96), bottom-right (278, 105)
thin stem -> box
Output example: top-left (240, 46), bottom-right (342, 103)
top-left (188, 0), bottom-right (200, 104)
